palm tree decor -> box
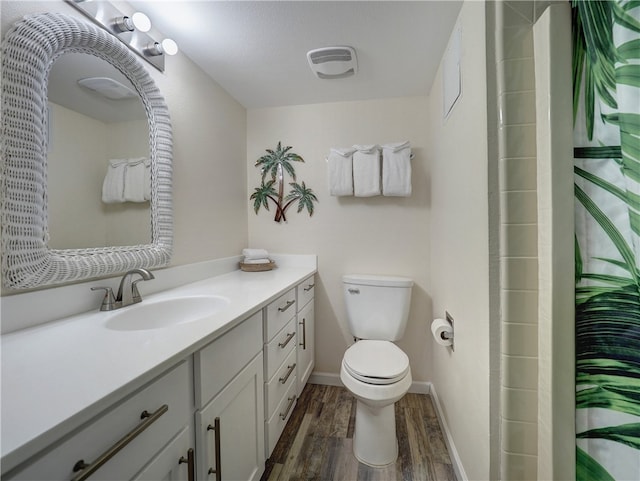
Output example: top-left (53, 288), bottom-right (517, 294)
top-left (250, 142), bottom-right (318, 223)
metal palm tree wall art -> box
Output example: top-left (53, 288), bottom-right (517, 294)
top-left (251, 142), bottom-right (318, 223)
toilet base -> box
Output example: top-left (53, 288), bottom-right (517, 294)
top-left (352, 399), bottom-right (398, 467)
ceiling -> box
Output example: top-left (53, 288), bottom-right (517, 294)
top-left (127, 1), bottom-right (463, 109)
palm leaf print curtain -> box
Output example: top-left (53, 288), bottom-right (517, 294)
top-left (573, 1), bottom-right (640, 479)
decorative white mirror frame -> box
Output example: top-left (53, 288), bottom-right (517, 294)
top-left (1, 13), bottom-right (173, 289)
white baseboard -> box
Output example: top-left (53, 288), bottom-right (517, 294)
top-left (429, 384), bottom-right (468, 481)
top-left (309, 371), bottom-right (343, 386)
top-left (309, 372), bottom-right (466, 479)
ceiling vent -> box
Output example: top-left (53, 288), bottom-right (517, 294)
top-left (306, 46), bottom-right (357, 79)
top-left (77, 77), bottom-right (137, 100)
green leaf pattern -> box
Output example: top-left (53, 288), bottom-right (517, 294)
top-left (574, 1), bottom-right (640, 479)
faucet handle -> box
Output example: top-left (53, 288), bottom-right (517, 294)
top-left (91, 287), bottom-right (116, 311)
top-left (131, 279), bottom-right (145, 304)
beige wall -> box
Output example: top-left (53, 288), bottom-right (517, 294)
top-left (0, 1), bottom-right (248, 276)
top-left (247, 97), bottom-right (432, 382)
top-left (427, 2), bottom-right (492, 480)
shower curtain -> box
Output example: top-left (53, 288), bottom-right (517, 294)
top-left (573, 1), bottom-right (640, 480)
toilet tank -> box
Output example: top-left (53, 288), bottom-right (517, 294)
top-left (343, 274), bottom-right (413, 341)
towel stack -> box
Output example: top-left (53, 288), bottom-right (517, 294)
top-left (242, 248), bottom-right (271, 265)
top-left (381, 141), bottom-right (412, 197)
top-left (327, 142), bottom-right (412, 197)
top-left (353, 144), bottom-right (381, 197)
top-left (102, 157), bottom-right (151, 203)
top-left (327, 147), bottom-right (355, 196)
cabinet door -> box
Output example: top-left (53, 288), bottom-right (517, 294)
top-left (296, 300), bottom-right (315, 396)
top-left (196, 354), bottom-right (265, 481)
top-left (133, 427), bottom-right (194, 481)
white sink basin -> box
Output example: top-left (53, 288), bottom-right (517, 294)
top-left (105, 295), bottom-right (230, 331)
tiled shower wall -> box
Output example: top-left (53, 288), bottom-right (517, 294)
top-left (494, 1), bottom-right (554, 479)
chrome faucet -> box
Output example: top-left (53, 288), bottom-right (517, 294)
top-left (91, 268), bottom-right (155, 311)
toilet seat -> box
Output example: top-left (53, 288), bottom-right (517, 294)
top-left (343, 340), bottom-right (409, 385)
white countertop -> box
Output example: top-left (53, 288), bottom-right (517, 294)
top-left (1, 261), bottom-right (316, 472)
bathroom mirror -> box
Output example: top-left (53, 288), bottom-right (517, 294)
top-left (1, 13), bottom-right (173, 289)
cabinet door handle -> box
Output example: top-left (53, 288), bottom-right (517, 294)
top-left (279, 363), bottom-right (296, 384)
top-left (278, 331), bottom-right (295, 348)
top-left (299, 318), bottom-right (306, 349)
top-left (303, 283), bottom-right (315, 292)
top-left (277, 299), bottom-right (295, 313)
top-left (280, 396), bottom-right (296, 420)
top-left (178, 448), bottom-right (195, 481)
top-left (207, 417), bottom-right (222, 481)
top-left (71, 404), bottom-right (168, 481)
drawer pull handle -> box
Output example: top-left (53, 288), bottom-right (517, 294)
top-left (299, 318), bottom-right (306, 349)
top-left (278, 300), bottom-right (295, 313)
top-left (303, 283), bottom-right (315, 292)
top-left (70, 404), bottom-right (168, 481)
top-left (278, 331), bottom-right (295, 348)
top-left (279, 363), bottom-right (296, 384)
top-left (206, 417), bottom-right (222, 481)
top-left (178, 448), bottom-right (195, 481)
top-left (280, 396), bottom-right (296, 420)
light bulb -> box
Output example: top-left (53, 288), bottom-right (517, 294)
top-left (131, 12), bottom-right (151, 32)
top-left (161, 38), bottom-right (178, 56)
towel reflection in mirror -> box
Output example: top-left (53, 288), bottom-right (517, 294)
top-left (102, 157), bottom-right (151, 203)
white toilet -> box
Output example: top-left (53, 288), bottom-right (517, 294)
top-left (339, 274), bottom-right (413, 467)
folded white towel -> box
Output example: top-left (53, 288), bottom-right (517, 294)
top-left (382, 142), bottom-right (412, 197)
top-left (123, 157), bottom-right (149, 203)
top-left (243, 258), bottom-right (271, 265)
top-left (143, 160), bottom-right (151, 201)
top-left (327, 147), bottom-right (355, 196)
top-left (382, 141), bottom-right (411, 153)
top-left (353, 144), bottom-right (380, 154)
top-left (102, 159), bottom-right (127, 203)
top-left (242, 248), bottom-right (270, 260)
top-left (352, 144), bottom-right (381, 197)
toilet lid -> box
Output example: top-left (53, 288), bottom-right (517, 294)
top-left (343, 340), bottom-right (410, 385)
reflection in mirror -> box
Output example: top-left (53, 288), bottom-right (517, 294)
top-left (47, 53), bottom-right (150, 249)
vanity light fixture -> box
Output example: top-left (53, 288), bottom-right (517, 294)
top-left (65, 1), bottom-right (177, 72)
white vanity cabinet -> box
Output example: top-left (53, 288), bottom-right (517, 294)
top-left (5, 361), bottom-right (193, 481)
top-left (263, 289), bottom-right (299, 457)
top-left (1, 260), bottom-right (318, 481)
top-left (296, 275), bottom-right (315, 396)
top-left (194, 311), bottom-right (265, 481)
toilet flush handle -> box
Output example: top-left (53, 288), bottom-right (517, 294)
top-left (347, 288), bottom-right (360, 294)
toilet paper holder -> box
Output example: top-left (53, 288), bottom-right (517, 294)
top-left (431, 312), bottom-right (454, 350)
top-left (445, 311), bottom-right (454, 350)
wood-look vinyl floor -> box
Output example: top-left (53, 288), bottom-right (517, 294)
top-left (262, 384), bottom-right (457, 481)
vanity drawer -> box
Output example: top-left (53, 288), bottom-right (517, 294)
top-left (264, 317), bottom-right (297, 380)
top-left (265, 348), bottom-right (297, 420)
top-left (264, 289), bottom-right (296, 341)
top-left (7, 362), bottom-right (190, 481)
top-left (195, 310), bottom-right (262, 407)
top-left (296, 275), bottom-right (315, 310)
top-left (265, 378), bottom-right (297, 456)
